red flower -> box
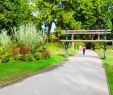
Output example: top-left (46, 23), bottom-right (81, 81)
top-left (21, 44), bottom-right (30, 54)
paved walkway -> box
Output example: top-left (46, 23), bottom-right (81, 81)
top-left (0, 50), bottom-right (109, 95)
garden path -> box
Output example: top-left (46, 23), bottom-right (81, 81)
top-left (0, 50), bottom-right (109, 95)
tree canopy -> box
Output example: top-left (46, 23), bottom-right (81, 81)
top-left (0, 0), bottom-right (31, 34)
top-left (0, 0), bottom-right (113, 35)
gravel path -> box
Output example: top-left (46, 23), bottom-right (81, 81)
top-left (0, 50), bottom-right (109, 95)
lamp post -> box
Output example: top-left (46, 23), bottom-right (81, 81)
top-left (64, 27), bottom-right (69, 57)
top-left (104, 27), bottom-right (107, 59)
top-left (108, 1), bottom-right (113, 46)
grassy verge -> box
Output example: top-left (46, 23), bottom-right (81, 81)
top-left (0, 55), bottom-right (65, 85)
top-left (96, 46), bottom-right (113, 95)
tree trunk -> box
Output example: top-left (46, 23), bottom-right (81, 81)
top-left (111, 18), bottom-right (113, 33)
top-left (47, 21), bottom-right (53, 42)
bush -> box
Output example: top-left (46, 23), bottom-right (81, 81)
top-left (94, 42), bottom-right (104, 49)
top-left (1, 58), bottom-right (9, 63)
top-left (0, 30), bottom-right (13, 63)
top-left (20, 44), bottom-right (30, 55)
top-left (34, 49), bottom-right (50, 60)
top-left (85, 43), bottom-right (94, 49)
top-left (34, 52), bottom-right (43, 60)
top-left (0, 51), bottom-right (11, 63)
top-left (20, 54), bottom-right (36, 62)
top-left (74, 42), bottom-right (84, 49)
top-left (50, 34), bottom-right (57, 42)
top-left (42, 50), bottom-right (50, 59)
top-left (14, 23), bottom-right (46, 50)
top-left (85, 42), bottom-right (104, 49)
top-left (13, 54), bottom-right (22, 61)
top-left (0, 30), bottom-right (12, 50)
top-left (0, 24), bottom-right (51, 63)
top-left (12, 48), bottom-right (20, 56)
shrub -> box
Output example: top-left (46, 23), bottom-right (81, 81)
top-left (85, 43), bottom-right (95, 49)
top-left (50, 34), bottom-right (57, 42)
top-left (74, 42), bottom-right (84, 49)
top-left (85, 42), bottom-right (104, 49)
top-left (20, 44), bottom-right (30, 55)
top-left (20, 54), bottom-right (36, 62)
top-left (34, 52), bottom-right (43, 60)
top-left (0, 30), bottom-right (13, 63)
top-left (1, 58), bottom-right (9, 63)
top-left (0, 51), bottom-right (11, 58)
top-left (0, 30), bottom-right (12, 50)
top-left (94, 42), bottom-right (104, 49)
top-left (34, 49), bottom-right (50, 60)
top-left (12, 48), bottom-right (20, 56)
top-left (14, 23), bottom-right (46, 50)
top-left (42, 50), bottom-right (50, 59)
top-left (0, 51), bottom-right (11, 63)
top-left (13, 54), bottom-right (22, 61)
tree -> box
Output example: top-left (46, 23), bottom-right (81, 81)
top-left (73, 0), bottom-right (110, 29)
top-left (0, 0), bottom-right (31, 35)
top-left (32, 0), bottom-right (81, 41)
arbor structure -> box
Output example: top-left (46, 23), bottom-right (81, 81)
top-left (61, 29), bottom-right (112, 59)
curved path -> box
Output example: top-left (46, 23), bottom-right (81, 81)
top-left (0, 50), bottom-right (109, 95)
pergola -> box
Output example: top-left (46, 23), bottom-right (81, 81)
top-left (60, 30), bottom-right (112, 59)
top-left (61, 30), bottom-right (111, 40)
top-left (61, 30), bottom-right (111, 34)
top-left (60, 40), bottom-right (113, 42)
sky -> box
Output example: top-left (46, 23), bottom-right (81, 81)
top-left (31, 11), bottom-right (56, 32)
top-left (51, 22), bottom-right (56, 32)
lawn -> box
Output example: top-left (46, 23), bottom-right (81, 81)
top-left (96, 46), bottom-right (113, 95)
top-left (0, 55), bottom-right (65, 85)
top-left (0, 46), bottom-right (78, 85)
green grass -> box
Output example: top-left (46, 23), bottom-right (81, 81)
top-left (96, 46), bottom-right (113, 95)
top-left (0, 47), bottom-right (78, 85)
top-left (0, 55), bottom-right (65, 85)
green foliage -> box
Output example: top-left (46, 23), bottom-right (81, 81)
top-left (1, 58), bottom-right (9, 63)
top-left (85, 42), bottom-right (104, 49)
top-left (13, 54), bottom-right (22, 62)
top-left (32, 0), bottom-right (77, 39)
top-left (34, 49), bottom-right (50, 60)
top-left (41, 50), bottom-right (50, 59)
top-left (14, 23), bottom-right (46, 50)
top-left (0, 30), bottom-right (12, 48)
top-left (74, 42), bottom-right (85, 49)
top-left (0, 0), bottom-right (112, 32)
top-left (44, 42), bottom-right (63, 55)
top-left (20, 54), bottom-right (36, 62)
top-left (0, 51), bottom-right (11, 63)
top-left (68, 20), bottom-right (82, 30)
top-left (0, 0), bottom-right (31, 33)
top-left (34, 52), bottom-right (43, 60)
top-left (94, 42), bottom-right (104, 49)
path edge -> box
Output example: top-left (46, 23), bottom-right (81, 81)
top-left (95, 50), bottom-right (111, 95)
top-left (0, 59), bottom-right (68, 89)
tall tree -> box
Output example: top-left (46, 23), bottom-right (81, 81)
top-left (0, 0), bottom-right (31, 34)
top-left (33, 0), bottom-right (81, 41)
